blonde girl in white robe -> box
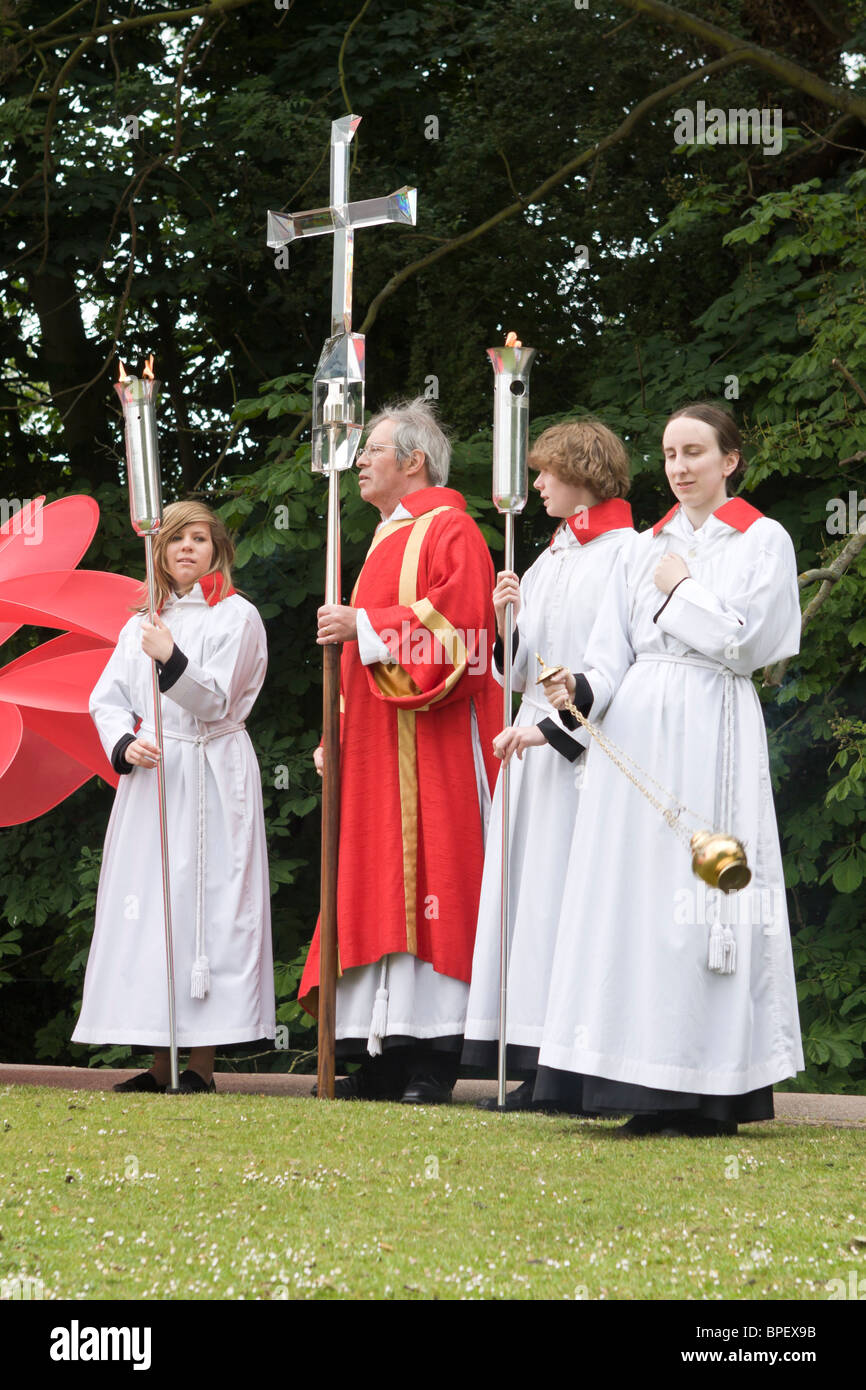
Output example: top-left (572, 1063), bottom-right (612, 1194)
top-left (498, 403), bottom-right (803, 1136)
top-left (73, 502), bottom-right (275, 1094)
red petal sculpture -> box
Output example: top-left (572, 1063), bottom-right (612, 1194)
top-left (0, 496), bottom-right (141, 825)
top-left (0, 703), bottom-right (23, 781)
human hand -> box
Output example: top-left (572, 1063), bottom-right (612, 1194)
top-left (317, 604), bottom-right (357, 645)
top-left (492, 724), bottom-right (545, 765)
top-left (313, 746), bottom-right (324, 777)
top-left (540, 668), bottom-right (576, 710)
top-left (141, 615), bottom-right (174, 664)
top-left (124, 737), bottom-right (161, 769)
top-left (653, 552), bottom-right (690, 595)
top-left (492, 571), bottom-right (521, 638)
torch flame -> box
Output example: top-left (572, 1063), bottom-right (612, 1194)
top-left (143, 355), bottom-right (155, 380)
top-left (118, 360), bottom-right (129, 383)
top-left (504, 331), bottom-right (522, 348)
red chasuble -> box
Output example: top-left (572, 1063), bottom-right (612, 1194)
top-left (300, 487), bottom-right (501, 1015)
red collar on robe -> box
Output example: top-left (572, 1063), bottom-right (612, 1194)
top-left (652, 497), bottom-right (764, 537)
top-left (158, 571), bottom-right (235, 615)
top-left (397, 487), bottom-right (467, 518)
top-left (199, 572), bottom-right (236, 605)
top-left (558, 498), bottom-right (634, 547)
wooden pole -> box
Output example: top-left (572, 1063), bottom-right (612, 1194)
top-left (317, 645), bottom-right (340, 1099)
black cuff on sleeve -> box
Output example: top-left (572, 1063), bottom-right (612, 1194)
top-left (492, 626), bottom-right (520, 674)
top-left (653, 576), bottom-right (688, 624)
top-left (157, 643), bottom-right (188, 692)
top-left (557, 672), bottom-right (593, 730)
top-left (538, 717), bottom-right (585, 763)
top-left (111, 733), bottom-right (137, 775)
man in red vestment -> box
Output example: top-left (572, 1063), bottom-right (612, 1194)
top-left (300, 398), bottom-right (501, 1102)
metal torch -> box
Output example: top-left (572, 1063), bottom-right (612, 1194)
top-left (486, 336), bottom-right (537, 1111)
top-left (114, 359), bottom-right (180, 1095)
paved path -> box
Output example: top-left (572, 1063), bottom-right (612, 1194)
top-left (1, 1063), bottom-right (864, 1126)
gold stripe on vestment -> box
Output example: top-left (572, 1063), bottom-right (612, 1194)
top-left (396, 708), bottom-right (418, 954)
top-left (409, 597), bottom-right (468, 707)
top-left (350, 516), bottom-right (417, 604)
top-left (372, 664), bottom-right (421, 699)
top-left (352, 504), bottom-right (455, 956)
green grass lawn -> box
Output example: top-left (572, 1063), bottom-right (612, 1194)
top-left (1, 1085), bottom-right (864, 1301)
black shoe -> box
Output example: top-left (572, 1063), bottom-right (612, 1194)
top-left (179, 1069), bottom-right (216, 1094)
top-left (476, 1079), bottom-right (536, 1112)
top-left (613, 1111), bottom-right (738, 1138)
top-left (669, 1115), bottom-right (738, 1138)
top-left (311, 1069), bottom-right (405, 1101)
top-left (611, 1112), bottom-right (672, 1137)
top-left (400, 1074), bottom-right (453, 1105)
top-left (112, 1071), bottom-right (166, 1094)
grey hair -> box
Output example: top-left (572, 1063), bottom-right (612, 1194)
top-left (366, 397), bottom-right (450, 486)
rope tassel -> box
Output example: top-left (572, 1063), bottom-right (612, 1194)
top-left (367, 958), bottom-right (390, 1056)
top-left (191, 954), bottom-right (210, 998)
top-left (707, 670), bottom-right (738, 976)
top-left (707, 921), bottom-right (725, 972)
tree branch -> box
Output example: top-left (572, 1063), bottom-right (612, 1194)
top-left (764, 531), bottom-right (866, 685)
top-left (50, 17), bottom-right (214, 429)
top-left (358, 51), bottom-right (745, 334)
top-left (337, 0), bottom-right (374, 140)
top-left (33, 0), bottom-right (259, 270)
top-left (24, 0), bottom-right (93, 43)
top-left (832, 357), bottom-right (866, 410)
top-left (616, 0), bottom-right (866, 122)
top-left (36, 0), bottom-right (258, 47)
top-left (38, 34), bottom-right (97, 273)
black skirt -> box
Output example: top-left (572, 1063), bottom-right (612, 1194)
top-left (532, 1065), bottom-right (774, 1123)
top-left (336, 1033), bottom-right (463, 1062)
top-left (461, 1038), bottom-right (539, 1076)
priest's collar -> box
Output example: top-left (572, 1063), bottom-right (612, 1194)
top-left (399, 486), bottom-right (466, 517)
top-left (378, 486), bottom-right (465, 528)
top-left (652, 497), bottom-right (763, 537)
top-left (557, 497), bottom-right (634, 547)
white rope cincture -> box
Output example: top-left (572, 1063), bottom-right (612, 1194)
top-left (145, 720), bottom-right (246, 999)
top-left (190, 731), bottom-right (210, 999)
top-left (367, 956), bottom-right (390, 1056)
top-left (708, 668), bottom-right (737, 976)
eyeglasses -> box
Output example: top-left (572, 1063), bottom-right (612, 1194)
top-left (358, 443), bottom-right (399, 460)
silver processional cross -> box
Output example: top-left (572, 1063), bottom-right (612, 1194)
top-left (267, 113), bottom-right (417, 477)
top-left (267, 117), bottom-right (417, 1100)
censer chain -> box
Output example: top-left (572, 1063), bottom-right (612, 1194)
top-left (565, 703), bottom-right (716, 850)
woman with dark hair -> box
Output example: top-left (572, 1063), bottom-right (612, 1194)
top-left (521, 403), bottom-right (803, 1135)
top-left (73, 501), bottom-right (274, 1093)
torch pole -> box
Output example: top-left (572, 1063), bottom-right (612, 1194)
top-left (487, 338), bottom-right (536, 1113)
top-left (115, 363), bottom-right (180, 1096)
top-left (144, 533), bottom-right (180, 1095)
top-left (317, 454), bottom-right (342, 1100)
top-left (497, 510), bottom-right (516, 1111)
